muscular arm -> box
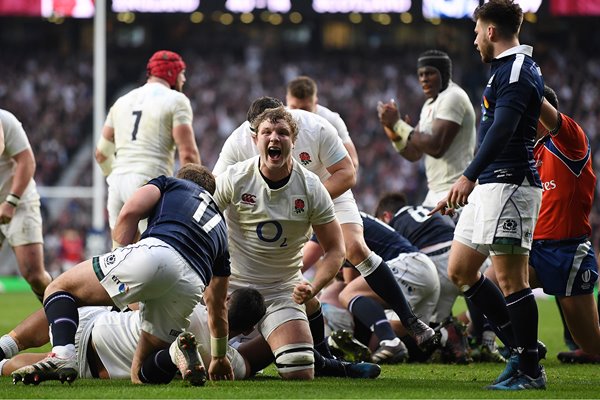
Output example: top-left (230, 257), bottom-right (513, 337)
top-left (204, 275), bottom-right (234, 380)
top-left (173, 123), bottom-right (201, 166)
top-left (95, 125), bottom-right (114, 164)
top-left (9, 149), bottom-right (35, 197)
top-left (343, 141), bottom-right (360, 173)
top-left (538, 98), bottom-right (560, 133)
top-left (324, 155), bottom-right (356, 199)
top-left (112, 184), bottom-right (161, 246)
top-left (409, 119), bottom-right (461, 158)
top-left (308, 220), bottom-right (345, 295)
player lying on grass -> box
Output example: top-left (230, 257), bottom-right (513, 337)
top-left (2, 289), bottom-right (381, 384)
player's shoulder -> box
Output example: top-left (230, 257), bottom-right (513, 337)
top-left (315, 104), bottom-right (341, 121)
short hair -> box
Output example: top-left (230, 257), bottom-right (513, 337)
top-left (543, 85), bottom-right (559, 110)
top-left (228, 288), bottom-right (266, 333)
top-left (251, 106), bottom-right (299, 142)
top-left (246, 96), bottom-right (284, 124)
top-left (473, 0), bottom-right (523, 40)
top-left (176, 164), bottom-right (216, 195)
top-left (374, 192), bottom-right (408, 219)
top-left (286, 76), bottom-right (317, 100)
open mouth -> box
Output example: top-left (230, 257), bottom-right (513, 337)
top-left (268, 147), bottom-right (282, 160)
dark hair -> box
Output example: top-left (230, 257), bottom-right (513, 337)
top-left (176, 164), bottom-right (216, 195)
top-left (286, 76), bottom-right (317, 99)
top-left (247, 96), bottom-right (284, 124)
top-left (374, 192), bottom-right (408, 219)
top-left (473, 0), bottom-right (523, 39)
top-left (228, 288), bottom-right (266, 334)
top-left (251, 106), bottom-right (299, 142)
top-left (417, 50), bottom-right (453, 91)
top-left (543, 85), bottom-right (559, 110)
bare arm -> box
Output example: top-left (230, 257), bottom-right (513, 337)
top-left (0, 122), bottom-right (5, 155)
top-left (293, 220), bottom-right (345, 304)
top-left (538, 98), bottom-right (559, 132)
top-left (343, 141), bottom-right (360, 173)
top-left (204, 275), bottom-right (234, 380)
top-left (112, 184), bottom-right (161, 246)
top-left (95, 125), bottom-right (115, 164)
top-left (0, 148), bottom-right (35, 224)
top-left (409, 119), bottom-right (461, 158)
top-left (173, 124), bottom-right (201, 166)
top-left (324, 155), bottom-right (356, 199)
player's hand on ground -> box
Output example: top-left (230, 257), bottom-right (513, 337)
top-left (209, 356), bottom-right (234, 381)
top-left (292, 281), bottom-right (314, 305)
top-left (0, 202), bottom-right (15, 224)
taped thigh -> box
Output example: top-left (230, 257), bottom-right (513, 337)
top-left (273, 343), bottom-right (314, 374)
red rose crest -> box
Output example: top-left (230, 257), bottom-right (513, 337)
top-left (299, 152), bottom-right (312, 166)
top-left (294, 198), bottom-right (305, 214)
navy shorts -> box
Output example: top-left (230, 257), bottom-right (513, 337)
top-left (530, 238), bottom-right (598, 296)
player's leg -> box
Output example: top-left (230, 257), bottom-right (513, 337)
top-left (558, 294), bottom-right (600, 355)
top-left (2, 354), bottom-right (47, 377)
top-left (341, 222), bottom-right (436, 348)
top-left (0, 308), bottom-right (49, 361)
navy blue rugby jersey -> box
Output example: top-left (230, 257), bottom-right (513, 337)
top-left (473, 45), bottom-right (543, 186)
top-left (310, 212), bottom-right (418, 261)
top-left (360, 212), bottom-right (418, 260)
top-left (142, 175), bottom-right (230, 283)
top-left (388, 206), bottom-right (455, 249)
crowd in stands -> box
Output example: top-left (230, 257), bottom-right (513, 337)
top-left (1, 31), bottom-right (599, 275)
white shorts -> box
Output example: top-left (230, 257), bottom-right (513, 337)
top-left (422, 244), bottom-right (459, 324)
top-left (384, 252), bottom-right (440, 324)
top-left (75, 307), bottom-right (111, 378)
top-left (333, 191), bottom-right (362, 226)
top-left (228, 273), bottom-right (307, 341)
top-left (94, 237), bottom-right (205, 343)
top-left (454, 182), bottom-right (541, 253)
top-left (106, 172), bottom-right (152, 231)
top-left (0, 201), bottom-right (43, 246)
top-left (322, 303), bottom-right (354, 335)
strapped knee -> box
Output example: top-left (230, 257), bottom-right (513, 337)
top-left (274, 343), bottom-right (314, 374)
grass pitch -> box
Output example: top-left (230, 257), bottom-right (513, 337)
top-left (1, 291), bottom-right (599, 398)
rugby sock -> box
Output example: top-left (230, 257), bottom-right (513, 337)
top-left (43, 291), bottom-right (78, 347)
top-left (139, 349), bottom-right (177, 384)
top-left (555, 297), bottom-right (578, 350)
top-left (463, 275), bottom-right (515, 348)
top-left (361, 258), bottom-right (416, 325)
top-left (312, 349), bottom-right (347, 377)
top-left (400, 335), bottom-right (430, 363)
top-left (352, 317), bottom-right (372, 347)
top-left (348, 296), bottom-right (396, 341)
top-left (0, 334), bottom-right (19, 360)
top-left (308, 306), bottom-right (333, 359)
top-left (506, 288), bottom-right (539, 378)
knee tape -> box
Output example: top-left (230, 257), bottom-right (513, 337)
top-left (355, 251), bottom-right (383, 277)
top-left (273, 343), bottom-right (314, 374)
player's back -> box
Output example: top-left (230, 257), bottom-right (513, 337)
top-left (109, 82), bottom-right (192, 178)
top-left (360, 212), bottom-right (419, 260)
top-left (389, 205), bottom-right (455, 250)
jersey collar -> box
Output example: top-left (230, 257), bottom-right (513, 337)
top-left (495, 44), bottom-right (533, 60)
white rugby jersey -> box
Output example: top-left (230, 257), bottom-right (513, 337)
top-left (213, 108), bottom-right (347, 183)
top-left (315, 104), bottom-right (351, 143)
top-left (419, 81), bottom-right (476, 194)
top-left (213, 156), bottom-right (336, 284)
top-left (0, 109), bottom-right (39, 204)
top-left (106, 82), bottom-right (193, 178)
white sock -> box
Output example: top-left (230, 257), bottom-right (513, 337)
top-left (0, 335), bottom-right (19, 359)
top-left (380, 337), bottom-right (401, 347)
top-left (52, 344), bottom-right (76, 359)
top-left (0, 358), bottom-right (9, 375)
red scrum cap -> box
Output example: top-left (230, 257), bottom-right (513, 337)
top-left (146, 50), bottom-right (186, 88)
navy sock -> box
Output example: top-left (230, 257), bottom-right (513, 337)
top-left (44, 291), bottom-right (79, 346)
top-left (349, 296), bottom-right (396, 341)
top-left (506, 288), bottom-right (539, 378)
top-left (139, 349), bottom-right (177, 384)
top-left (463, 275), bottom-right (515, 348)
top-left (308, 306), bottom-right (333, 358)
top-left (313, 349), bottom-right (347, 377)
top-left (363, 260), bottom-right (416, 325)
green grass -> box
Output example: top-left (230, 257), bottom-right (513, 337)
top-left (1, 292), bottom-right (599, 398)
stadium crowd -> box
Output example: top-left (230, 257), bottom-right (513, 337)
top-left (1, 36), bottom-right (598, 269)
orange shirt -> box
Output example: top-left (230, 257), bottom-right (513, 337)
top-left (533, 113), bottom-right (596, 239)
